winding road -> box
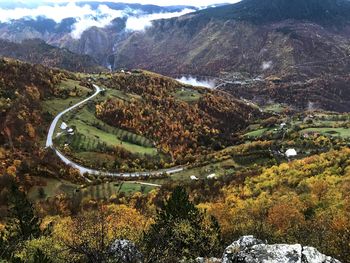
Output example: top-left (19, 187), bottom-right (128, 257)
top-left (46, 84), bottom-right (184, 178)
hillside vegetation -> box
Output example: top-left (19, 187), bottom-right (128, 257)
top-left (0, 59), bottom-right (94, 217)
top-left (96, 71), bottom-right (261, 162)
top-left (0, 39), bottom-right (105, 73)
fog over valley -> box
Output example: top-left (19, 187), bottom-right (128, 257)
top-left (0, 2), bottom-right (197, 38)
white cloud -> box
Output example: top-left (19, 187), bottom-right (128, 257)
top-left (0, 3), bottom-right (94, 23)
top-left (46, 0), bottom-right (241, 7)
top-left (125, 8), bottom-right (195, 31)
top-left (71, 5), bottom-right (124, 38)
top-left (177, 76), bottom-right (216, 89)
top-left (0, 1), bottom-right (242, 38)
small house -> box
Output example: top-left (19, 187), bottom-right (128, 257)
top-left (207, 173), bottom-right (217, 179)
top-left (285, 148), bottom-right (297, 158)
top-left (60, 122), bottom-right (68, 130)
top-left (190, 175), bottom-right (199, 180)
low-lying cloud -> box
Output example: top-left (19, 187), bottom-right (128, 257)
top-left (0, 2), bottom-right (195, 39)
top-left (125, 8), bottom-right (195, 31)
top-left (177, 76), bottom-right (216, 89)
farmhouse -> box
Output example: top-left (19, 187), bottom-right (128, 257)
top-left (285, 148), bottom-right (297, 158)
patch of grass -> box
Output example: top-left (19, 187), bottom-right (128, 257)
top-left (42, 78), bottom-right (90, 115)
top-left (244, 128), bottom-right (270, 138)
top-left (107, 89), bottom-right (142, 102)
top-left (58, 102), bottom-right (157, 155)
top-left (28, 178), bottom-right (77, 200)
top-left (80, 182), bottom-right (156, 200)
top-left (59, 79), bottom-right (89, 94)
top-left (42, 97), bottom-right (84, 116)
top-left (152, 158), bottom-right (237, 183)
top-left (263, 103), bottom-right (286, 113)
top-left (28, 177), bottom-right (157, 201)
top-left (66, 119), bottom-right (158, 155)
top-left (174, 88), bottom-right (202, 103)
top-left (300, 127), bottom-right (350, 138)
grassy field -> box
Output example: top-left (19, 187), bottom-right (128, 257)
top-left (244, 128), bottom-right (270, 138)
top-left (59, 102), bottom-right (157, 155)
top-left (174, 88), bottom-right (202, 103)
top-left (66, 118), bottom-right (157, 155)
top-left (263, 103), bottom-right (287, 113)
top-left (42, 97), bottom-right (83, 116)
top-left (42, 78), bottom-right (91, 115)
top-left (79, 182), bottom-right (156, 199)
top-left (300, 127), bottom-right (350, 138)
top-left (28, 177), bottom-right (157, 201)
top-left (49, 85), bottom-right (158, 156)
top-left (28, 178), bottom-right (77, 200)
top-left (149, 158), bottom-right (237, 184)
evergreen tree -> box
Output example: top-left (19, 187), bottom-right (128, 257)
top-left (0, 183), bottom-right (42, 262)
top-left (6, 183), bottom-right (41, 242)
top-left (142, 187), bottom-right (221, 263)
top-left (32, 249), bottom-right (53, 263)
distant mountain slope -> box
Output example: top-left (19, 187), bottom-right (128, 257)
top-left (0, 39), bottom-right (105, 72)
top-left (0, 3), bottom-right (197, 67)
top-left (197, 0), bottom-right (350, 25)
top-left (113, 0), bottom-right (350, 78)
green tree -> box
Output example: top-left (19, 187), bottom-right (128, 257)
top-left (6, 183), bottom-right (41, 241)
top-left (142, 187), bottom-right (221, 263)
top-left (1, 183), bottom-right (42, 261)
top-left (32, 249), bottom-right (53, 263)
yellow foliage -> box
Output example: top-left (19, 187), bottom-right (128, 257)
top-left (6, 165), bottom-right (17, 177)
top-left (25, 123), bottom-right (36, 138)
top-left (0, 147), bottom-right (6, 159)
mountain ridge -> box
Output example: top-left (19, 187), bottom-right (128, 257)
top-left (0, 39), bottom-right (105, 72)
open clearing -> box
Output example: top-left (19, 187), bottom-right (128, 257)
top-left (300, 127), bottom-right (350, 138)
top-left (28, 177), bottom-right (157, 201)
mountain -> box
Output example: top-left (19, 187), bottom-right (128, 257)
top-left (0, 3), bottom-right (197, 67)
top-left (110, 0), bottom-right (350, 111)
top-left (112, 0), bottom-right (350, 77)
top-left (0, 39), bottom-right (105, 72)
top-left (197, 0), bottom-right (350, 25)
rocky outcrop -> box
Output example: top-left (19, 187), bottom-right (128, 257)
top-left (222, 236), bottom-right (341, 263)
top-left (109, 239), bottom-right (143, 263)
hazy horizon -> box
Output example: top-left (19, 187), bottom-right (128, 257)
top-left (0, 0), bottom-right (241, 7)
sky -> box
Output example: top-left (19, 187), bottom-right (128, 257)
top-left (2, 0), bottom-right (241, 7)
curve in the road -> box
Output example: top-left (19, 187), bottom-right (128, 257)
top-left (46, 84), bottom-right (184, 178)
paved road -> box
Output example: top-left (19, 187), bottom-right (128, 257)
top-left (46, 84), bottom-right (184, 178)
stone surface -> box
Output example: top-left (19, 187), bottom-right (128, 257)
top-left (109, 239), bottom-right (143, 263)
top-left (196, 257), bottom-right (221, 263)
top-left (222, 236), bottom-right (341, 263)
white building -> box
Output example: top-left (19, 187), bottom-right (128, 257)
top-left (207, 173), bottom-right (217, 179)
top-left (285, 149), bottom-right (297, 158)
top-left (60, 122), bottom-right (68, 130)
top-left (67, 128), bottom-right (74, 135)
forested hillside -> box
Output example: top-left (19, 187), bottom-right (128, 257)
top-left (96, 71), bottom-right (261, 162)
top-left (0, 39), bottom-right (104, 73)
top-left (0, 59), bottom-right (93, 218)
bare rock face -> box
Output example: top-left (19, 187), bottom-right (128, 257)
top-left (109, 239), bottom-right (143, 263)
top-left (222, 236), bottom-right (341, 263)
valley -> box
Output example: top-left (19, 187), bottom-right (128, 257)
top-left (31, 69), bottom-right (350, 206)
top-left (0, 1), bottom-right (350, 262)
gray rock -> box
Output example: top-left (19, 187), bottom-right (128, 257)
top-left (196, 257), bottom-right (221, 263)
top-left (302, 247), bottom-right (340, 263)
top-left (109, 239), bottom-right (143, 263)
top-left (222, 236), bottom-right (341, 263)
